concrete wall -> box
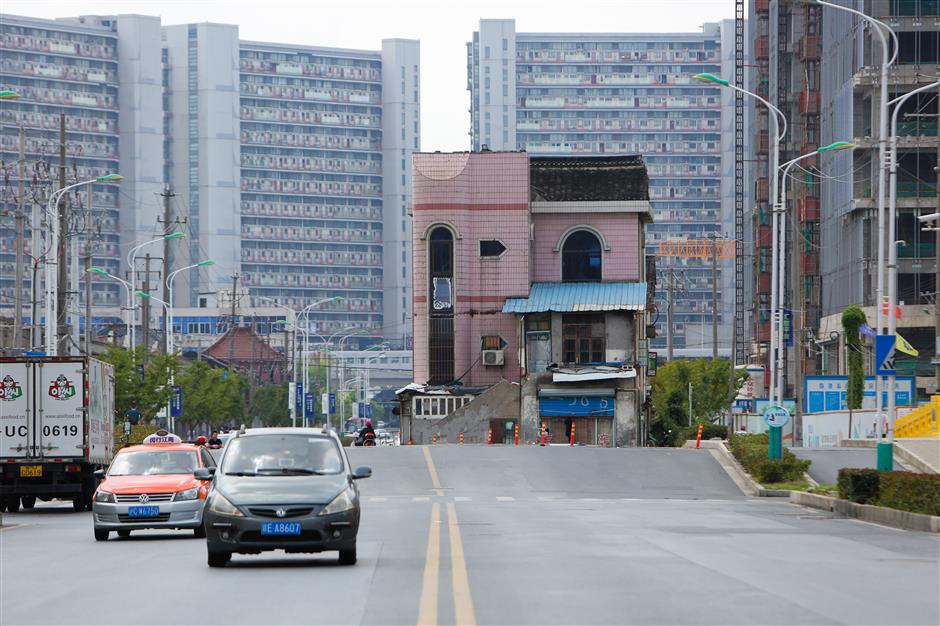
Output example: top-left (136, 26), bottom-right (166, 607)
top-left (403, 380), bottom-right (520, 444)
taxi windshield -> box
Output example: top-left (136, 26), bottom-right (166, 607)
top-left (221, 435), bottom-right (344, 476)
top-left (108, 450), bottom-right (198, 476)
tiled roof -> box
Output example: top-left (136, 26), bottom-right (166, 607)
top-left (203, 327), bottom-right (283, 363)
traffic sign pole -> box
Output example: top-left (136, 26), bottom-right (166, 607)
top-left (763, 405), bottom-right (790, 460)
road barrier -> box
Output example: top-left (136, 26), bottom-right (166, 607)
top-left (459, 431), bottom-right (464, 446)
top-left (514, 423), bottom-right (519, 446)
top-left (570, 422), bottom-right (575, 447)
top-left (540, 422), bottom-right (547, 446)
top-left (487, 427), bottom-right (493, 445)
top-left (695, 423), bottom-right (704, 449)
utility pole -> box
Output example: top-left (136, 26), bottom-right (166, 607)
top-left (142, 254), bottom-right (152, 353)
top-left (55, 114), bottom-right (69, 354)
top-left (84, 184), bottom-right (93, 355)
top-left (666, 267), bottom-right (675, 361)
top-left (157, 185), bottom-right (182, 353)
top-left (13, 126), bottom-right (25, 351)
top-left (935, 140), bottom-right (940, 387)
top-left (228, 274), bottom-right (240, 368)
top-left (711, 236), bottom-right (719, 360)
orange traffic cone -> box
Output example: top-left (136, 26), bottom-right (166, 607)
top-left (540, 422), bottom-right (546, 446)
top-left (487, 427), bottom-right (493, 445)
top-left (514, 423), bottom-right (519, 446)
top-left (569, 422), bottom-right (575, 447)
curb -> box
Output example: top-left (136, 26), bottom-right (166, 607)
top-left (704, 441), bottom-right (761, 496)
top-left (790, 491), bottom-right (940, 533)
top-left (894, 443), bottom-right (939, 474)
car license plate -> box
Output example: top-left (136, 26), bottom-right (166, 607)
top-left (19, 465), bottom-right (42, 478)
top-left (261, 521), bottom-right (301, 536)
top-left (127, 506), bottom-right (160, 517)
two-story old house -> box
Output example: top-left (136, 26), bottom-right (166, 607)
top-left (399, 151), bottom-right (652, 447)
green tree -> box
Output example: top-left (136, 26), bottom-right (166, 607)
top-left (100, 346), bottom-right (178, 424)
top-left (651, 358), bottom-right (746, 426)
top-left (842, 305), bottom-right (866, 432)
top-left (177, 361), bottom-right (246, 431)
top-left (248, 383), bottom-right (291, 426)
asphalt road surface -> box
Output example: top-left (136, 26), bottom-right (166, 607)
top-left (2, 446), bottom-right (938, 625)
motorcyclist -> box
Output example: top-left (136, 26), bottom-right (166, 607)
top-left (196, 435), bottom-right (208, 446)
top-left (357, 420), bottom-right (376, 444)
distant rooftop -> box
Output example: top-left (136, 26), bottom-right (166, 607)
top-left (529, 156), bottom-right (649, 202)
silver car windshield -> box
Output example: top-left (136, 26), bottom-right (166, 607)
top-left (108, 450), bottom-right (197, 476)
top-left (221, 435), bottom-right (344, 476)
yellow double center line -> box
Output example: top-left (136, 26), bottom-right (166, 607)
top-left (417, 447), bottom-right (476, 626)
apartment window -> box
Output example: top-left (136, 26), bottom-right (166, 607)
top-left (479, 239), bottom-right (506, 257)
top-left (562, 314), bottom-right (605, 365)
top-left (562, 230), bottom-right (602, 282)
top-left (429, 226), bottom-right (455, 384)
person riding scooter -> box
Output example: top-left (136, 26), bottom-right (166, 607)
top-left (355, 420), bottom-right (376, 446)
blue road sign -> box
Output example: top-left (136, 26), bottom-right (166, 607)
top-left (170, 385), bottom-right (182, 418)
top-left (875, 335), bottom-right (896, 375)
top-left (304, 393), bottom-right (314, 419)
top-left (329, 393), bottom-right (336, 414)
top-left (295, 383), bottom-right (304, 413)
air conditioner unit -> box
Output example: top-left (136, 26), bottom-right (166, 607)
top-left (482, 349), bottom-right (504, 366)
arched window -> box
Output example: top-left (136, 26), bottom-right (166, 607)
top-left (428, 227), bottom-right (454, 384)
top-left (562, 230), bottom-right (602, 282)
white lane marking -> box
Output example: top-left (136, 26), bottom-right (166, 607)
top-left (413, 496), bottom-right (431, 502)
top-left (454, 496), bottom-right (472, 502)
top-left (496, 496), bottom-right (515, 502)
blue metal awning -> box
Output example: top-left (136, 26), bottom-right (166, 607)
top-left (502, 282), bottom-right (646, 314)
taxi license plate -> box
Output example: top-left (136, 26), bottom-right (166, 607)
top-left (19, 465), bottom-right (42, 478)
top-left (128, 506), bottom-right (160, 517)
top-left (261, 521), bottom-right (301, 536)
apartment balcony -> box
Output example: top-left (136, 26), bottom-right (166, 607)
top-left (898, 181), bottom-right (938, 198)
top-left (756, 0), bottom-right (770, 12)
top-left (803, 255), bottom-right (819, 276)
top-left (757, 131), bottom-right (769, 154)
top-left (757, 225), bottom-right (772, 246)
top-left (799, 90), bottom-right (820, 114)
top-left (756, 319), bottom-right (771, 343)
top-left (1, 109), bottom-right (118, 135)
top-left (757, 176), bottom-right (769, 201)
top-left (241, 224), bottom-right (380, 244)
top-left (800, 35), bottom-right (820, 61)
top-left (757, 272), bottom-right (771, 293)
top-left (798, 196), bottom-right (820, 221)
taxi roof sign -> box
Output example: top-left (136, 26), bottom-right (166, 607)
top-left (143, 429), bottom-right (182, 444)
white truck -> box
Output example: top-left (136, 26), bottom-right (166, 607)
top-left (1, 357), bottom-right (114, 512)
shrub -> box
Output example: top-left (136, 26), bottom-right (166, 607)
top-left (837, 468), bottom-right (881, 504)
top-left (728, 433), bottom-right (809, 484)
top-left (877, 472), bottom-right (940, 516)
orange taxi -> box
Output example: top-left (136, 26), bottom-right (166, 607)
top-left (92, 439), bottom-right (216, 541)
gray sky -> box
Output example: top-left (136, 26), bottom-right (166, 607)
top-left (4, 0), bottom-right (734, 150)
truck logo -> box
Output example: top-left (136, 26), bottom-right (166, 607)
top-left (0, 374), bottom-right (23, 401)
top-left (48, 374), bottom-right (76, 401)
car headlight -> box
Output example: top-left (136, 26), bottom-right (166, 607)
top-left (94, 490), bottom-right (114, 503)
top-left (318, 486), bottom-right (356, 516)
top-left (174, 487), bottom-right (200, 502)
top-left (208, 492), bottom-right (243, 517)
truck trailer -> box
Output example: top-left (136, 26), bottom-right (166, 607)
top-left (1, 357), bottom-right (114, 512)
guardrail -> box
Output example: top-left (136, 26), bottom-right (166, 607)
top-left (895, 396), bottom-right (940, 438)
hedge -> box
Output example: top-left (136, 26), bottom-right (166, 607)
top-left (837, 468), bottom-right (940, 515)
top-left (728, 434), bottom-right (810, 484)
top-left (837, 468), bottom-right (880, 504)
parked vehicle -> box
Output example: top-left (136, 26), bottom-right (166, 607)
top-left (0, 357), bottom-right (114, 512)
top-left (199, 427), bottom-right (371, 567)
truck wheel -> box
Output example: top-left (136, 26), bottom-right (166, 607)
top-left (82, 478), bottom-right (95, 510)
top-left (21, 496), bottom-right (36, 509)
top-left (94, 529), bottom-right (109, 541)
top-left (72, 497), bottom-right (85, 512)
top-left (6, 497), bottom-right (20, 513)
top-left (207, 550), bottom-right (231, 568)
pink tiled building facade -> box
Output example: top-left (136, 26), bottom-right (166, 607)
top-left (403, 151), bottom-right (652, 447)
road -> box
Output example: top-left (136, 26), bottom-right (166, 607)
top-left (2, 446), bottom-right (938, 625)
top-left (790, 448), bottom-right (887, 486)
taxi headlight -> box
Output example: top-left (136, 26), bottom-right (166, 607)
top-left (94, 490), bottom-right (115, 503)
top-left (318, 486), bottom-right (356, 516)
top-left (174, 487), bottom-right (200, 502)
top-left (208, 493), bottom-right (243, 517)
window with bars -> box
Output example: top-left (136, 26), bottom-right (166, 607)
top-left (562, 314), bottom-right (605, 365)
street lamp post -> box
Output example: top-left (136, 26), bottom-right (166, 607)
top-left (126, 232), bottom-right (185, 350)
top-left (694, 73), bottom-right (787, 406)
top-left (87, 267), bottom-right (134, 349)
top-left (816, 0), bottom-right (897, 452)
top-left (165, 260), bottom-right (214, 355)
top-left (44, 174), bottom-right (123, 355)
top-left (884, 80), bottom-right (940, 469)
top-left (137, 291), bottom-right (178, 431)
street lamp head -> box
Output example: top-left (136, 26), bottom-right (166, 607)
top-left (0, 90), bottom-right (21, 99)
top-left (135, 290), bottom-right (151, 298)
top-left (87, 267), bottom-right (109, 276)
top-left (95, 173), bottom-right (123, 182)
top-left (692, 73), bottom-right (729, 86)
top-left (818, 141), bottom-right (854, 152)
top-left (197, 260), bottom-right (214, 266)
top-left (163, 232), bottom-right (185, 240)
